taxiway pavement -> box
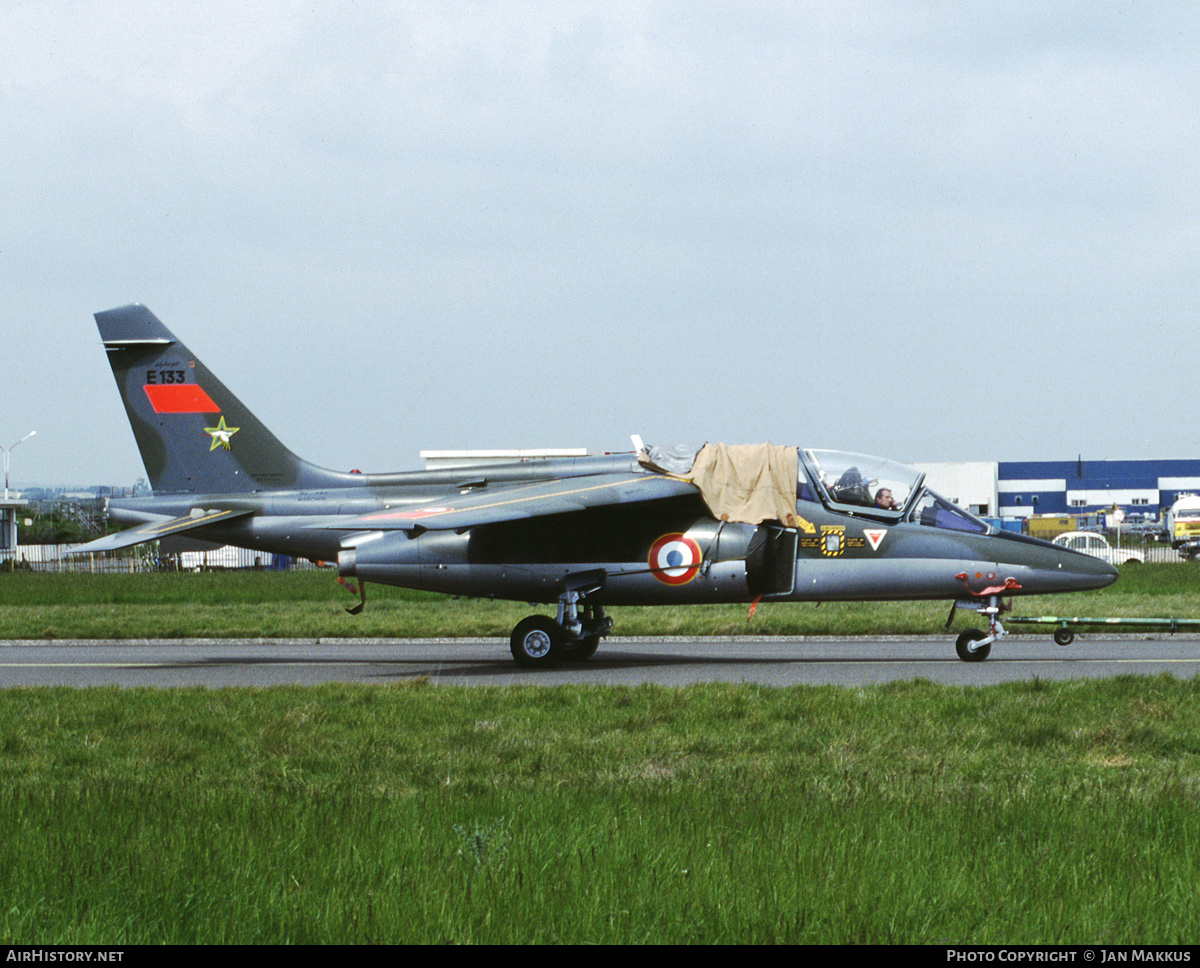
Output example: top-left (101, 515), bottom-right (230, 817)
top-left (2, 636), bottom-right (1198, 687)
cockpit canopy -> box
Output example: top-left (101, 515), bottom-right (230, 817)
top-left (803, 450), bottom-right (923, 514)
top-left (801, 448), bottom-right (990, 534)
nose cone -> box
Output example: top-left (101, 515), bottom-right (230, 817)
top-left (990, 531), bottom-right (1119, 594)
top-left (1055, 547), bottom-right (1120, 592)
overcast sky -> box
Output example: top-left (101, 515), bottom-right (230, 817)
top-left (3, 1), bottom-right (1199, 487)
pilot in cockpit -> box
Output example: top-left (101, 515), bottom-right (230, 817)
top-left (874, 488), bottom-right (900, 510)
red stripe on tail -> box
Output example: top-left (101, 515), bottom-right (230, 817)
top-left (143, 384), bottom-right (220, 413)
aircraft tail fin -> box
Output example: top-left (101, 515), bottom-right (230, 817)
top-left (96, 304), bottom-right (349, 493)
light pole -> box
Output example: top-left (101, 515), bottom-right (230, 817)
top-left (2, 431), bottom-right (36, 500)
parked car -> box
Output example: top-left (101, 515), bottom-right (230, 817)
top-left (1176, 539), bottom-right (1200, 562)
top-left (1125, 523), bottom-right (1166, 540)
top-left (1052, 531), bottom-right (1144, 566)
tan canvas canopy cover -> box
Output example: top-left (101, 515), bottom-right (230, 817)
top-left (639, 441), bottom-right (798, 527)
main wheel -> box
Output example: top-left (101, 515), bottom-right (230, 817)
top-left (558, 634), bottom-right (601, 662)
top-left (955, 628), bottom-right (991, 662)
top-left (510, 616), bottom-right (566, 668)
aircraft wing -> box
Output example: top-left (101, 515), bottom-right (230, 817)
top-left (319, 472), bottom-right (699, 534)
top-left (68, 509), bottom-right (255, 554)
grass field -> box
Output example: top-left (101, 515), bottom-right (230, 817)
top-left (1, 566), bottom-right (1198, 944)
top-left (1, 561), bottom-right (1197, 639)
top-left (1, 678), bottom-right (1199, 944)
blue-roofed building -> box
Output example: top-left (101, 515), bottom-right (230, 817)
top-left (996, 459), bottom-right (1200, 520)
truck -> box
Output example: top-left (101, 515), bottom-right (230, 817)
top-left (1024, 515), bottom-right (1077, 540)
top-left (1166, 495), bottom-right (1200, 559)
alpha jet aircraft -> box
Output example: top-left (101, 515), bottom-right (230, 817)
top-left (73, 304), bottom-right (1118, 667)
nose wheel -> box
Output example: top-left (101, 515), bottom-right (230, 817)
top-left (955, 628), bottom-right (991, 662)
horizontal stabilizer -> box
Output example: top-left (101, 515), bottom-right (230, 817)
top-left (68, 508), bottom-right (254, 554)
top-left (315, 472), bottom-right (700, 534)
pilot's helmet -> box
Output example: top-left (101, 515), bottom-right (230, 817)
top-left (830, 467), bottom-right (870, 505)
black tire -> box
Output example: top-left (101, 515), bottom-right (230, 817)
top-left (1053, 627), bottom-right (1075, 646)
top-left (510, 616), bottom-right (565, 669)
top-left (955, 629), bottom-right (991, 663)
top-left (559, 634), bottom-right (601, 662)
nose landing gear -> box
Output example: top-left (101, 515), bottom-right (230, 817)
top-left (950, 574), bottom-right (1022, 662)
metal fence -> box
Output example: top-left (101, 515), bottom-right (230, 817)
top-left (1, 544), bottom-right (326, 573)
top-left (1117, 543), bottom-right (1193, 564)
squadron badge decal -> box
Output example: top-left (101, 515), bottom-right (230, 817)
top-left (800, 525), bottom-right (867, 557)
top-left (204, 416), bottom-right (240, 451)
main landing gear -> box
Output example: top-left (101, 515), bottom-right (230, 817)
top-left (510, 581), bottom-right (612, 668)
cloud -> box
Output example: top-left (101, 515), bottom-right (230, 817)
top-left (4, 2), bottom-right (1200, 485)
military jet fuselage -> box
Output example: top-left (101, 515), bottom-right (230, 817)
top-left (80, 305), bottom-right (1117, 667)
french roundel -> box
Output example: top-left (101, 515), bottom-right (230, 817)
top-left (649, 533), bottom-right (702, 585)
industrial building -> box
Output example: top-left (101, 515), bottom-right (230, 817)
top-left (914, 459), bottom-right (1200, 523)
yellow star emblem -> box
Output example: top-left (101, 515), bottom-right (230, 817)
top-left (204, 416), bottom-right (240, 451)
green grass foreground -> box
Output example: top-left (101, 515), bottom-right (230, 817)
top-left (1, 678), bottom-right (1199, 944)
top-left (1, 562), bottom-right (1197, 639)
